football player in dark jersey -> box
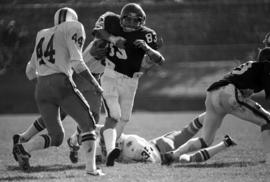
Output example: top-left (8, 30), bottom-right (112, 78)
top-left (257, 32), bottom-right (270, 62)
top-left (161, 61), bottom-right (270, 165)
top-left (91, 3), bottom-right (165, 166)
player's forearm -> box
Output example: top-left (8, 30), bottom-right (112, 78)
top-left (25, 62), bottom-right (37, 80)
top-left (73, 61), bottom-right (100, 88)
top-left (145, 48), bottom-right (165, 65)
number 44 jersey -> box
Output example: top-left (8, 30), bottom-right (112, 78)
top-left (28, 21), bottom-right (85, 77)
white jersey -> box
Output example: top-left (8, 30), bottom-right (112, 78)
top-left (117, 134), bottom-right (161, 163)
top-left (27, 21), bottom-right (85, 77)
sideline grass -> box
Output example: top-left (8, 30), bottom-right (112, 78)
top-left (0, 112), bottom-right (269, 182)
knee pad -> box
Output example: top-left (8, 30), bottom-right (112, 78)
top-left (50, 131), bottom-right (65, 147)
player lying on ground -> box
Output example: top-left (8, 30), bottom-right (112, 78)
top-left (67, 115), bottom-right (236, 164)
top-left (161, 60), bottom-right (270, 165)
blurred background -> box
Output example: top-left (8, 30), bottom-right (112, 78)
top-left (0, 0), bottom-right (270, 113)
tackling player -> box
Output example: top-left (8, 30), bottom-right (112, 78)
top-left (12, 7), bottom-right (104, 176)
top-left (162, 60), bottom-right (270, 165)
top-left (12, 38), bottom-right (107, 164)
top-left (92, 3), bottom-right (165, 166)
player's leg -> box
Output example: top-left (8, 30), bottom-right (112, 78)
top-left (229, 89), bottom-right (270, 164)
top-left (178, 84), bottom-right (246, 163)
top-left (179, 135), bottom-right (237, 163)
top-left (116, 77), bottom-right (138, 139)
top-left (60, 84), bottom-right (103, 175)
top-left (66, 88), bottom-right (102, 164)
top-left (172, 113), bottom-right (205, 149)
top-left (13, 117), bottom-right (46, 145)
top-left (13, 102), bottom-right (62, 171)
top-left (100, 74), bottom-right (121, 166)
top-left (14, 109), bottom-right (67, 144)
top-left (13, 76), bottom-right (65, 171)
top-left (161, 90), bottom-right (226, 165)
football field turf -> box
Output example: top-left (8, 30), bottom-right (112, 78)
top-left (0, 112), bottom-right (269, 182)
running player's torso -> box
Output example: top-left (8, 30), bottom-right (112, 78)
top-left (33, 21), bottom-right (85, 77)
top-left (102, 13), bottom-right (158, 77)
top-left (207, 61), bottom-right (270, 98)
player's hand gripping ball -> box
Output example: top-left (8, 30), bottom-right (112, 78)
top-left (90, 39), bottom-right (109, 60)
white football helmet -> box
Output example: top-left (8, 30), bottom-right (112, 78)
top-left (54, 7), bottom-right (78, 26)
top-left (119, 134), bottom-right (160, 163)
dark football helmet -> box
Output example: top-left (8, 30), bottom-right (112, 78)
top-left (263, 32), bottom-right (270, 47)
top-left (120, 3), bottom-right (146, 32)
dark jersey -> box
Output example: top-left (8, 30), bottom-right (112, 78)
top-left (207, 61), bottom-right (270, 99)
top-left (93, 12), bottom-right (158, 77)
top-left (257, 47), bottom-right (270, 62)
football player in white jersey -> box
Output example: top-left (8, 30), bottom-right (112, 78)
top-left (12, 38), bottom-right (107, 164)
top-left (12, 7), bottom-right (104, 176)
top-left (68, 115), bottom-right (210, 164)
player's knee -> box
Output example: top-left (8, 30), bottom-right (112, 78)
top-left (49, 131), bottom-right (65, 146)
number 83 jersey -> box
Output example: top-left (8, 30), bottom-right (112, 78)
top-left (93, 12), bottom-right (159, 78)
top-left (28, 21), bottom-right (85, 77)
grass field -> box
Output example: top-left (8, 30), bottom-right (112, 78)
top-left (0, 112), bottom-right (269, 182)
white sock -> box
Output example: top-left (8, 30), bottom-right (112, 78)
top-left (82, 139), bottom-right (96, 172)
top-left (103, 128), bottom-right (117, 155)
top-left (20, 121), bottom-right (42, 142)
top-left (23, 136), bottom-right (46, 153)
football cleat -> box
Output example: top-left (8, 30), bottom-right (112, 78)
top-left (106, 148), bottom-right (121, 167)
top-left (161, 152), bottom-right (174, 166)
top-left (12, 134), bottom-right (21, 161)
top-left (223, 135), bottom-right (237, 147)
top-left (13, 144), bottom-right (31, 171)
top-left (67, 137), bottom-right (80, 164)
top-left (87, 168), bottom-right (106, 176)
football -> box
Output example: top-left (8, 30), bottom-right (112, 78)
top-left (93, 38), bottom-right (108, 49)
